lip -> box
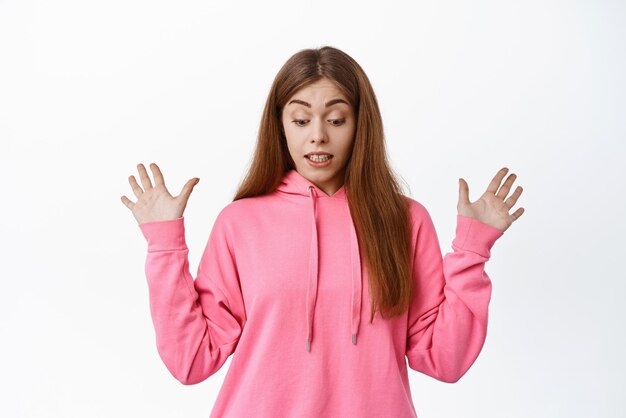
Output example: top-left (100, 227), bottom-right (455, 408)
top-left (304, 154), bottom-right (333, 168)
top-left (305, 152), bottom-right (333, 157)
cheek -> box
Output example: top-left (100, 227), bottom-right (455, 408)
top-left (284, 125), bottom-right (308, 146)
top-left (283, 130), bottom-right (303, 156)
top-left (338, 130), bottom-right (356, 154)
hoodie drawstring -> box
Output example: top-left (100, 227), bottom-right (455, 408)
top-left (306, 185), bottom-right (362, 352)
top-left (349, 206), bottom-right (363, 346)
top-left (305, 186), bottom-right (319, 352)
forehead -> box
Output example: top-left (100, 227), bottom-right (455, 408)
top-left (288, 78), bottom-right (349, 103)
top-left (294, 78), bottom-right (343, 96)
top-left (284, 80), bottom-right (352, 115)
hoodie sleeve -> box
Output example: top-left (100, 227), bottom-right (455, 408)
top-left (405, 204), bottom-right (503, 383)
top-left (138, 212), bottom-right (246, 385)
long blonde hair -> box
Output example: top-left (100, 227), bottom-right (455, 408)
top-left (233, 46), bottom-right (413, 323)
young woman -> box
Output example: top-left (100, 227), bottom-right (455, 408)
top-left (121, 46), bottom-right (525, 417)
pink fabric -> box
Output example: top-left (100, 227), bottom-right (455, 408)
top-left (138, 168), bottom-right (503, 417)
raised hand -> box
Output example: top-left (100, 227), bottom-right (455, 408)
top-left (121, 163), bottom-right (200, 225)
top-left (457, 167), bottom-right (525, 233)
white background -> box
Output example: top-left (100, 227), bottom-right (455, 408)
top-left (1, 0), bottom-right (624, 417)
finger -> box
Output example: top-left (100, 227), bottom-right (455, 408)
top-left (178, 177), bottom-right (200, 201)
top-left (150, 163), bottom-right (166, 188)
top-left (120, 195), bottom-right (135, 210)
top-left (496, 172), bottom-right (517, 200)
top-left (486, 167), bottom-right (509, 195)
top-left (458, 178), bottom-right (470, 205)
top-left (137, 163), bottom-right (154, 190)
top-left (128, 175), bottom-right (144, 199)
top-left (504, 186), bottom-right (523, 209)
top-left (511, 207), bottom-right (525, 222)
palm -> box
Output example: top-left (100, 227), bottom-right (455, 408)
top-left (120, 163), bottom-right (200, 225)
top-left (133, 184), bottom-right (180, 224)
top-left (457, 167), bottom-right (525, 233)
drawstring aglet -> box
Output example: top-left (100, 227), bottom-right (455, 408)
top-left (352, 334), bottom-right (357, 345)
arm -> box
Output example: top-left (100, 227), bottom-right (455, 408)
top-left (405, 206), bottom-right (503, 383)
top-left (139, 212), bottom-right (246, 385)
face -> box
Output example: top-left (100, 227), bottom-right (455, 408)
top-left (281, 78), bottom-right (356, 197)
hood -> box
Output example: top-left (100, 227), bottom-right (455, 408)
top-left (277, 169), bottom-right (362, 353)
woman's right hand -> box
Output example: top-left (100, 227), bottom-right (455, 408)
top-left (121, 163), bottom-right (200, 225)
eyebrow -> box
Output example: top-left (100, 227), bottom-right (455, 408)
top-left (287, 98), bottom-right (350, 108)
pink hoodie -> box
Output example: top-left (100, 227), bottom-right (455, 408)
top-left (138, 168), bottom-right (504, 417)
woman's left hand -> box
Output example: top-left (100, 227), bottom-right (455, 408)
top-left (457, 167), bottom-right (525, 233)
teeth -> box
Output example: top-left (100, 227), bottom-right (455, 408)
top-left (308, 155), bottom-right (331, 162)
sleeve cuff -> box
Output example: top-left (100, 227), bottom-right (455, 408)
top-left (138, 216), bottom-right (188, 252)
top-left (451, 214), bottom-right (504, 258)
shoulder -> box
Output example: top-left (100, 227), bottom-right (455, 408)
top-left (202, 198), bottom-right (260, 249)
top-left (401, 195), bottom-right (433, 229)
top-left (212, 195), bottom-right (270, 229)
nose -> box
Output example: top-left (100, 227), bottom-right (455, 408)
top-left (310, 119), bottom-right (328, 144)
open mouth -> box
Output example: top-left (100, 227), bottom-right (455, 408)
top-left (305, 154), bottom-right (333, 162)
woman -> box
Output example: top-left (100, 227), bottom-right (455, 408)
top-left (121, 46), bottom-right (524, 417)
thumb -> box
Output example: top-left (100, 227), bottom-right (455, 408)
top-left (179, 177), bottom-right (200, 201)
top-left (458, 178), bottom-right (470, 205)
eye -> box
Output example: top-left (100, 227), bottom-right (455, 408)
top-left (329, 118), bottom-right (346, 126)
top-left (292, 119), bottom-right (308, 127)
top-left (291, 118), bottom-right (346, 127)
